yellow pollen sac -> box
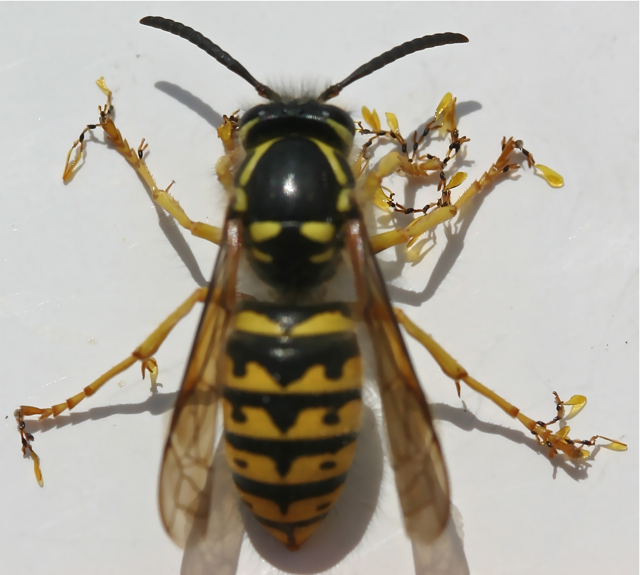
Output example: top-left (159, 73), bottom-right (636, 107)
top-left (445, 171), bottom-right (467, 191)
top-left (535, 164), bottom-right (564, 188)
top-left (385, 112), bottom-right (399, 133)
top-left (251, 248), bottom-right (273, 263)
top-left (250, 221), bottom-right (282, 243)
top-left (299, 222), bottom-right (335, 243)
top-left (309, 249), bottom-right (334, 264)
top-left (435, 92), bottom-right (453, 120)
top-left (361, 106), bottom-right (381, 132)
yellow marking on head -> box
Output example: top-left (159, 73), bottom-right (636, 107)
top-left (222, 398), bottom-right (362, 439)
top-left (326, 118), bottom-right (354, 149)
top-left (239, 139), bottom-right (280, 187)
top-left (299, 222), bottom-right (335, 244)
top-left (309, 248), bottom-right (334, 264)
top-left (336, 188), bottom-right (351, 212)
top-left (290, 311), bottom-right (353, 336)
top-left (234, 188), bottom-right (248, 212)
top-left (250, 221), bottom-right (282, 243)
top-left (251, 248), bottom-right (273, 263)
top-left (310, 138), bottom-right (348, 185)
top-left (238, 117), bottom-right (259, 142)
top-left (225, 356), bottom-right (362, 394)
top-left (225, 440), bottom-right (356, 484)
top-left (236, 484), bottom-right (345, 524)
top-left (235, 311), bottom-right (284, 336)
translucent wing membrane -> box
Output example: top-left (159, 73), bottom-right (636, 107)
top-left (347, 218), bottom-right (450, 543)
top-left (180, 444), bottom-right (245, 575)
top-left (159, 219), bottom-right (242, 547)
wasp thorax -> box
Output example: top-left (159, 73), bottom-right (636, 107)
top-left (233, 104), bottom-right (355, 290)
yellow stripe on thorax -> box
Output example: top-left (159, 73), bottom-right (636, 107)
top-left (238, 138), bottom-right (281, 187)
top-left (299, 222), bottom-right (335, 243)
top-left (309, 138), bottom-right (349, 186)
top-left (326, 118), bottom-right (354, 149)
top-left (249, 221), bottom-right (282, 243)
top-left (309, 248), bottom-right (335, 264)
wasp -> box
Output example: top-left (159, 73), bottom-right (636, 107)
top-left (16, 15), bottom-right (626, 555)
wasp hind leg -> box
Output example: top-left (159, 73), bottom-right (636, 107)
top-left (393, 308), bottom-right (627, 459)
top-left (17, 286), bottom-right (208, 484)
top-left (63, 77), bottom-right (223, 245)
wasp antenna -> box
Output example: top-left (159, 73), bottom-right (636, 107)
top-left (140, 16), bottom-right (281, 101)
top-left (319, 32), bottom-right (469, 102)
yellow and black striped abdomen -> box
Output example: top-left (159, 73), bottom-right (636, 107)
top-left (222, 300), bottom-right (362, 549)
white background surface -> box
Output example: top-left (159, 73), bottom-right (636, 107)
top-left (1, 3), bottom-right (637, 575)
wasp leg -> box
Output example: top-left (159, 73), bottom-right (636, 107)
top-left (393, 307), bottom-right (627, 458)
top-left (20, 286), bottom-right (207, 421)
top-left (356, 94), bottom-right (469, 200)
top-left (17, 286), bottom-right (208, 484)
top-left (63, 77), bottom-right (222, 245)
top-left (369, 136), bottom-right (543, 254)
top-left (14, 409), bottom-right (44, 486)
top-left (216, 111), bottom-right (240, 158)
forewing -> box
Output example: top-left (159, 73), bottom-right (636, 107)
top-left (159, 219), bottom-right (242, 548)
top-left (346, 218), bottom-right (450, 544)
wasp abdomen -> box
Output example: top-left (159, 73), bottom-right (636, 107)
top-left (222, 301), bottom-right (363, 549)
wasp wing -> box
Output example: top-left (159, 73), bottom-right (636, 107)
top-left (159, 218), bottom-right (242, 548)
top-left (180, 440), bottom-right (245, 575)
top-left (346, 218), bottom-right (450, 544)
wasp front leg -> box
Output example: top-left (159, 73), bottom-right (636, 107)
top-left (17, 287), bottom-right (208, 484)
top-left (356, 93), bottom-right (469, 190)
top-left (393, 308), bottom-right (627, 459)
top-left (358, 92), bottom-right (563, 256)
top-left (368, 136), bottom-right (563, 255)
top-left (63, 77), bottom-right (223, 245)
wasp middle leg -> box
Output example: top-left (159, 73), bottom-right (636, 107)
top-left (17, 286), bottom-right (209, 483)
